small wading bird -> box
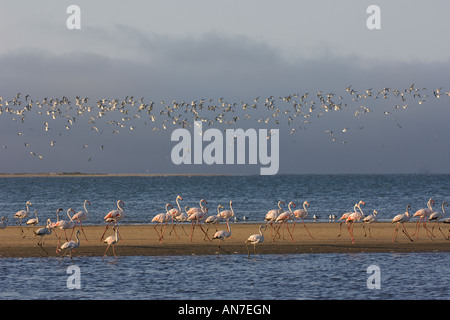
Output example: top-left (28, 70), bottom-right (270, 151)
top-left (245, 225), bottom-right (266, 258)
top-left (212, 219), bottom-right (231, 256)
top-left (101, 200), bottom-right (125, 242)
top-left (103, 226), bottom-right (120, 260)
top-left (391, 204), bottom-right (414, 242)
top-left (59, 230), bottom-right (81, 263)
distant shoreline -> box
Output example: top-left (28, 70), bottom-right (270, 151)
top-left (0, 173), bottom-right (227, 178)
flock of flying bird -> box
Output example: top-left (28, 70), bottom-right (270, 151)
top-left (1, 84), bottom-right (449, 163)
top-left (1, 196), bottom-right (449, 261)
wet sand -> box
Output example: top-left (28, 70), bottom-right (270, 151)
top-left (0, 222), bottom-right (448, 258)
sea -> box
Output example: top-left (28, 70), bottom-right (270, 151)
top-left (0, 174), bottom-right (448, 300)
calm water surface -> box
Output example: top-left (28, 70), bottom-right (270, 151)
top-left (0, 252), bottom-right (448, 300)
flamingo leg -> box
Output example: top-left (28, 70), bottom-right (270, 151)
top-left (300, 218), bottom-right (314, 239)
top-left (170, 218), bottom-right (179, 240)
top-left (392, 223), bottom-right (399, 242)
top-left (100, 223), bottom-right (111, 242)
top-left (401, 223), bottom-right (414, 242)
top-left (284, 221), bottom-right (294, 242)
top-left (198, 223), bottom-right (211, 241)
top-left (338, 222), bottom-right (344, 237)
top-left (103, 244), bottom-right (111, 260)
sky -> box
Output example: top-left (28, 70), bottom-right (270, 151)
top-left (1, 1), bottom-right (450, 174)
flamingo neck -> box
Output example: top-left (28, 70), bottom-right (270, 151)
top-left (176, 198), bottom-right (181, 212)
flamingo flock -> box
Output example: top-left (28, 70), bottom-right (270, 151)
top-left (1, 197), bottom-right (448, 262)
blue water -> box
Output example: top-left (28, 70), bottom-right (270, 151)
top-left (0, 252), bottom-right (448, 300)
top-left (1, 174), bottom-right (450, 224)
top-left (0, 174), bottom-right (449, 300)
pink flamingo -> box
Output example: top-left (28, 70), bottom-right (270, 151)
top-left (362, 210), bottom-right (378, 238)
top-left (204, 205), bottom-right (223, 239)
top-left (167, 195), bottom-right (183, 239)
top-left (212, 219), bottom-right (232, 256)
top-left (103, 226), bottom-right (120, 260)
top-left (245, 225), bottom-right (267, 258)
top-left (56, 208), bottom-right (76, 252)
top-left (346, 201), bottom-right (366, 244)
top-left (264, 200), bottom-right (285, 239)
top-left (274, 202), bottom-right (295, 242)
top-left (429, 201), bottom-right (448, 240)
top-left (101, 200), bottom-right (125, 242)
top-left (391, 204), bottom-right (414, 242)
top-left (337, 201), bottom-right (365, 237)
top-left (412, 198), bottom-right (434, 239)
top-left (151, 203), bottom-right (173, 244)
top-left (292, 201), bottom-right (314, 239)
top-left (218, 201), bottom-right (235, 222)
top-left (187, 199), bottom-right (210, 242)
top-left (70, 200), bottom-right (90, 242)
top-left (59, 230), bottom-right (80, 262)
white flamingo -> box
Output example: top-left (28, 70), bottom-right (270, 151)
top-left (337, 201), bottom-right (365, 237)
top-left (187, 199), bottom-right (210, 242)
top-left (56, 208), bottom-right (76, 251)
top-left (151, 203), bottom-right (173, 244)
top-left (101, 200), bottom-right (125, 242)
top-left (26, 209), bottom-right (39, 226)
top-left (274, 202), bottom-right (295, 242)
top-left (204, 205), bottom-right (223, 239)
top-left (71, 200), bottom-right (90, 241)
top-left (346, 201), bottom-right (366, 244)
top-left (391, 204), bottom-right (414, 242)
top-left (218, 201), bottom-right (234, 222)
top-left (59, 230), bottom-right (81, 262)
top-left (34, 218), bottom-right (52, 255)
top-left (429, 201), bottom-right (448, 240)
top-left (103, 226), bottom-right (120, 260)
top-left (245, 225), bottom-right (266, 258)
top-left (293, 201), bottom-right (314, 239)
top-left (14, 201), bottom-right (32, 235)
top-left (167, 195), bottom-right (183, 239)
top-left (412, 198), bottom-right (434, 239)
top-left (362, 210), bottom-right (378, 238)
top-left (212, 219), bottom-right (231, 256)
top-left (265, 200), bottom-right (285, 239)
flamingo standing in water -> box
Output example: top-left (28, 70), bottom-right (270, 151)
top-left (337, 201), bottom-right (365, 237)
top-left (101, 200), bottom-right (125, 242)
top-left (187, 199), bottom-right (210, 242)
top-left (59, 230), bottom-right (81, 263)
top-left (71, 200), bottom-right (90, 241)
top-left (391, 204), bottom-right (414, 242)
top-left (412, 198), bottom-right (434, 239)
top-left (103, 226), bottom-right (120, 260)
top-left (292, 201), bottom-right (314, 239)
top-left (264, 200), bottom-right (285, 239)
top-left (429, 201), bottom-right (448, 240)
top-left (151, 203), bottom-right (173, 244)
top-left (274, 202), bottom-right (295, 242)
top-left (245, 225), bottom-right (266, 258)
top-left (167, 195), bottom-right (183, 239)
top-left (212, 219), bottom-right (231, 256)
top-left (14, 201), bottom-right (32, 236)
top-left (362, 210), bottom-right (378, 238)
